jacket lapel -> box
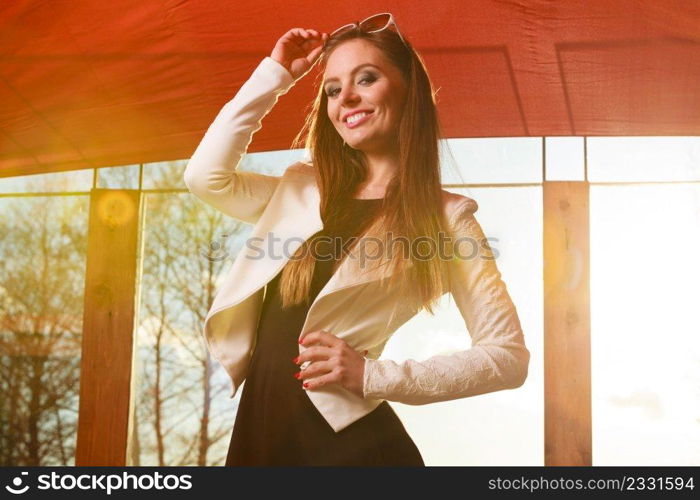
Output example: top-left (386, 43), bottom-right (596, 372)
top-left (207, 175), bottom-right (320, 315)
top-left (206, 172), bottom-right (406, 343)
top-left (295, 187), bottom-right (407, 335)
top-left (203, 170), bottom-right (423, 412)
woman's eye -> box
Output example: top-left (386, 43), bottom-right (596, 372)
top-left (326, 75), bottom-right (376, 98)
top-left (360, 75), bottom-right (376, 85)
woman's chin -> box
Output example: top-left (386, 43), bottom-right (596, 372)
top-left (344, 136), bottom-right (374, 152)
top-left (343, 140), bottom-right (363, 151)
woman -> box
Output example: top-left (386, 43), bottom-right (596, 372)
top-left (184, 13), bottom-right (529, 466)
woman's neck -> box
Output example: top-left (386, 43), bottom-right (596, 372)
top-left (356, 149), bottom-right (399, 198)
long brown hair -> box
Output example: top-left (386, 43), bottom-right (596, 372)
top-left (279, 26), bottom-right (453, 314)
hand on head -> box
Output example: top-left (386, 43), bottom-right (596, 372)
top-left (271, 28), bottom-right (329, 80)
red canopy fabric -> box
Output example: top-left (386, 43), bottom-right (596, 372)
top-left (0, 0), bottom-right (698, 178)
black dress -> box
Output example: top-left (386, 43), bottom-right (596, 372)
top-left (225, 197), bottom-right (424, 466)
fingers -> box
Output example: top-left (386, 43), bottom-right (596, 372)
top-left (288, 28), bottom-right (324, 41)
top-left (299, 329), bottom-right (341, 348)
top-left (296, 360), bottom-right (333, 381)
top-left (302, 28), bottom-right (324, 39)
top-left (294, 330), bottom-right (366, 392)
top-left (295, 345), bottom-right (333, 364)
top-left (279, 28), bottom-right (328, 68)
top-left (294, 345), bottom-right (367, 366)
top-left (303, 367), bottom-right (343, 390)
top-left (306, 43), bottom-right (325, 64)
top-left (290, 28), bottom-right (307, 37)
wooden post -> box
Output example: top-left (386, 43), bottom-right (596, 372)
top-left (543, 181), bottom-right (592, 465)
top-left (75, 189), bottom-right (141, 465)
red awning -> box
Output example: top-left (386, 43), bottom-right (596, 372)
top-left (1, 0), bottom-right (698, 178)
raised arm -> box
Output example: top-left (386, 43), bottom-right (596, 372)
top-left (362, 197), bottom-right (530, 404)
top-left (182, 57), bottom-right (295, 224)
top-left (183, 28), bottom-right (328, 224)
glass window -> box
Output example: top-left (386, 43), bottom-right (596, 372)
top-left (0, 195), bottom-right (89, 465)
top-left (441, 137), bottom-right (542, 185)
top-left (545, 137), bottom-right (585, 181)
top-left (591, 183), bottom-right (700, 465)
top-left (96, 164), bottom-right (140, 189)
top-left (0, 169), bottom-right (93, 193)
top-left (588, 137), bottom-right (700, 182)
top-left (6, 132), bottom-right (696, 466)
top-left (128, 192), bottom-right (251, 465)
top-left (240, 149), bottom-right (308, 176)
top-left (384, 186), bottom-right (543, 465)
top-left (142, 160), bottom-right (187, 190)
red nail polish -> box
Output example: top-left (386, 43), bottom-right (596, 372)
top-left (303, 382), bottom-right (309, 388)
top-left (298, 338), bottom-right (304, 344)
top-left (292, 356), bottom-right (299, 364)
top-left (294, 371), bottom-right (301, 379)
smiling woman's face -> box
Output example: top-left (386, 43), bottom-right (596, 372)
top-left (323, 38), bottom-right (407, 154)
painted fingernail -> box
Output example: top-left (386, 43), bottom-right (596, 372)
top-left (298, 338), bottom-right (303, 344)
top-left (292, 356), bottom-right (299, 364)
top-left (294, 371), bottom-right (301, 379)
top-left (303, 382), bottom-right (309, 388)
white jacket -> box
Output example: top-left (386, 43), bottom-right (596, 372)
top-left (183, 56), bottom-right (530, 433)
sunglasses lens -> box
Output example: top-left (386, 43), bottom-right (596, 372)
top-left (328, 14), bottom-right (405, 46)
top-left (330, 23), bottom-right (357, 38)
top-left (359, 13), bottom-right (392, 32)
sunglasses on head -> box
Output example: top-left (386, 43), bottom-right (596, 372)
top-left (327, 12), bottom-right (407, 47)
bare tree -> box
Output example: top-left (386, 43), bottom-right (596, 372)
top-left (133, 161), bottom-right (241, 465)
top-left (0, 194), bottom-right (88, 465)
top-left (1, 158), bottom-right (271, 466)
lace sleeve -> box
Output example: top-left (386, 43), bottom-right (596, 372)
top-left (362, 198), bottom-right (530, 404)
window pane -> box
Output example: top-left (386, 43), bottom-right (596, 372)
top-left (588, 137), bottom-right (700, 182)
top-left (129, 192), bottom-right (252, 465)
top-left (591, 184), bottom-right (700, 464)
top-left (0, 169), bottom-right (93, 193)
top-left (384, 186), bottom-right (543, 465)
top-left (96, 164), bottom-right (139, 189)
top-left (545, 137), bottom-right (585, 181)
top-left (142, 160), bottom-right (187, 190)
top-left (441, 138), bottom-right (542, 185)
top-left (0, 195), bottom-right (89, 465)
top-left (239, 149), bottom-right (308, 176)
